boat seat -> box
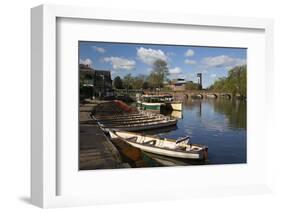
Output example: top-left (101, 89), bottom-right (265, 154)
top-left (126, 136), bottom-right (138, 142)
top-left (143, 139), bottom-right (157, 145)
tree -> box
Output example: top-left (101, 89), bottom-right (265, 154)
top-left (123, 74), bottom-right (133, 89)
top-left (207, 65), bottom-right (247, 98)
top-left (142, 81), bottom-right (150, 89)
top-left (185, 82), bottom-right (201, 90)
top-left (148, 59), bottom-right (169, 89)
top-left (113, 76), bottom-right (123, 89)
top-left (132, 75), bottom-right (146, 89)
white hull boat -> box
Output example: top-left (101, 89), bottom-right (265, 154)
top-left (170, 102), bottom-right (183, 111)
top-left (109, 131), bottom-right (208, 160)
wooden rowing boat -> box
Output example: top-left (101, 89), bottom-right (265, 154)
top-left (109, 131), bottom-right (208, 160)
top-left (92, 114), bottom-right (157, 121)
top-left (97, 117), bottom-right (166, 125)
top-left (93, 113), bottom-right (142, 119)
top-left (101, 119), bottom-right (177, 132)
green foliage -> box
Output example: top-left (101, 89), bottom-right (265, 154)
top-left (208, 65), bottom-right (247, 97)
top-left (185, 82), bottom-right (201, 90)
top-left (113, 60), bottom-right (169, 91)
top-left (162, 86), bottom-right (173, 92)
top-left (132, 75), bottom-right (146, 89)
top-left (121, 74), bottom-right (148, 90)
top-left (123, 74), bottom-right (133, 89)
top-left (142, 81), bottom-right (150, 89)
top-left (113, 76), bottom-right (124, 89)
top-left (80, 86), bottom-right (93, 99)
top-left (148, 59), bottom-right (169, 89)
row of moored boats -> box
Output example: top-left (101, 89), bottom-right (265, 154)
top-left (92, 103), bottom-right (208, 161)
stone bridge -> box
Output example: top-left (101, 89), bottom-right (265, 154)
top-left (184, 91), bottom-right (233, 99)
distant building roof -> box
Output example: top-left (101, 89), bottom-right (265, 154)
top-left (94, 70), bottom-right (112, 78)
top-left (79, 64), bottom-right (94, 76)
top-left (79, 64), bottom-right (111, 78)
top-left (171, 78), bottom-right (186, 85)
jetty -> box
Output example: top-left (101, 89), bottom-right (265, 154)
top-left (79, 100), bottom-right (168, 169)
top-left (79, 102), bottom-right (130, 170)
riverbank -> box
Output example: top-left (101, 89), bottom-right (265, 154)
top-left (79, 100), bottom-right (159, 169)
top-left (79, 101), bottom-right (131, 170)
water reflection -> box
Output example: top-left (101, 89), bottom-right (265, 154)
top-left (213, 99), bottom-right (246, 129)
top-left (183, 98), bottom-right (246, 129)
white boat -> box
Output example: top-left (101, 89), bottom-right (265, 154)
top-left (137, 94), bottom-right (183, 111)
top-left (169, 102), bottom-right (183, 111)
top-left (171, 110), bottom-right (183, 119)
top-left (109, 131), bottom-right (208, 160)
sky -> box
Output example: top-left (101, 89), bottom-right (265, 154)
top-left (79, 41), bottom-right (246, 88)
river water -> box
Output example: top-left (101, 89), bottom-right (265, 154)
top-left (143, 98), bottom-right (247, 165)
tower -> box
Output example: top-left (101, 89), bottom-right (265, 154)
top-left (197, 73), bottom-right (202, 88)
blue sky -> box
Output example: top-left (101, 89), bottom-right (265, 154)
top-left (79, 41), bottom-right (246, 88)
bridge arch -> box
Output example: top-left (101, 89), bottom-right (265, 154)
top-left (205, 93), bottom-right (218, 99)
top-left (220, 93), bottom-right (232, 99)
top-left (191, 94), bottom-right (203, 99)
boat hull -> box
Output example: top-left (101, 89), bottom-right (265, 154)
top-left (109, 131), bottom-right (207, 160)
top-left (126, 141), bottom-right (203, 159)
top-left (170, 102), bottom-right (182, 111)
top-left (140, 102), bottom-right (163, 111)
top-left (171, 110), bottom-right (183, 119)
top-left (102, 120), bottom-right (177, 132)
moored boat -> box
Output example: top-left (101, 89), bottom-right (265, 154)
top-left (137, 101), bottom-right (164, 111)
top-left (170, 110), bottom-right (183, 119)
top-left (168, 102), bottom-right (183, 111)
top-left (100, 119), bottom-right (177, 132)
top-left (109, 131), bottom-right (208, 160)
top-left (137, 94), bottom-right (183, 111)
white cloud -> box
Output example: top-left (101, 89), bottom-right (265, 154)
top-left (103, 57), bottom-right (136, 70)
top-left (185, 49), bottom-right (194, 57)
top-left (137, 47), bottom-right (168, 65)
top-left (80, 58), bottom-right (93, 66)
top-left (211, 74), bottom-right (217, 78)
top-left (184, 59), bottom-right (197, 65)
top-left (169, 67), bottom-right (182, 75)
top-left (201, 55), bottom-right (246, 69)
top-left (91, 46), bottom-right (106, 53)
top-left (186, 73), bottom-right (197, 81)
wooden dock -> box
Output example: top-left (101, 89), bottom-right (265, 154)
top-left (79, 103), bottom-right (130, 170)
top-left (79, 100), bottom-right (170, 169)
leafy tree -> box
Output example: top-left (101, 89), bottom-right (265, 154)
top-left (123, 74), bottom-right (133, 89)
top-left (113, 76), bottom-right (124, 89)
top-left (208, 65), bottom-right (247, 98)
top-left (148, 59), bottom-right (169, 89)
top-left (132, 75), bottom-right (146, 89)
top-left (185, 82), bottom-right (201, 90)
top-left (142, 81), bottom-right (150, 89)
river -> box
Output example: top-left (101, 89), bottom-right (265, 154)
top-left (142, 98), bottom-right (247, 166)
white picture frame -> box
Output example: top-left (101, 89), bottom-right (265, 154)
top-left (31, 4), bottom-right (274, 208)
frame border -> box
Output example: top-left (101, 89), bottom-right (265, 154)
top-left (31, 4), bottom-right (274, 208)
